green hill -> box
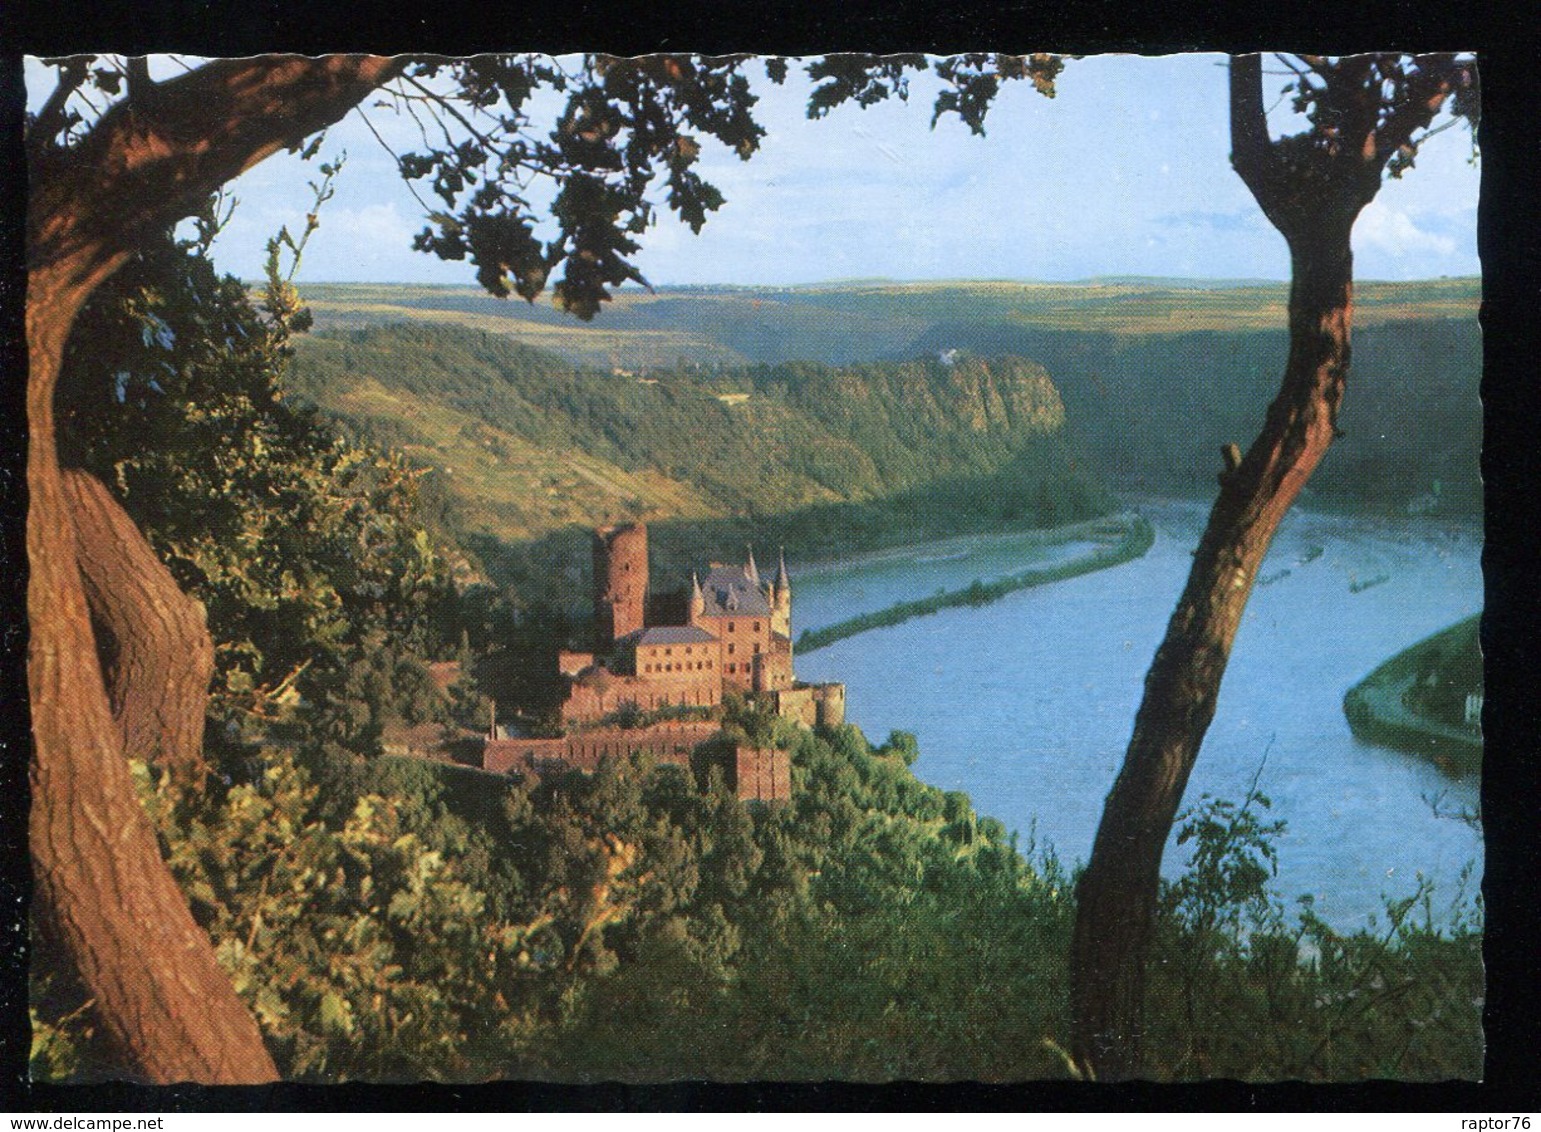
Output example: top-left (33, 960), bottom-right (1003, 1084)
top-left (299, 279), bottom-right (1481, 517)
top-left (288, 323), bottom-right (1105, 602)
top-left (900, 317), bottom-right (1481, 515)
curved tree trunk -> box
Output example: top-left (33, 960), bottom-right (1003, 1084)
top-left (1068, 228), bottom-right (1355, 1079)
top-left (27, 54), bottom-right (401, 1082)
top-left (65, 469), bottom-right (214, 780)
top-left (28, 262), bottom-right (279, 1083)
top-left (1062, 51), bottom-right (1471, 1080)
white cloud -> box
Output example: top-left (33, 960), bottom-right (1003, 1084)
top-left (322, 202), bottom-right (416, 249)
top-left (1354, 200), bottom-right (1458, 259)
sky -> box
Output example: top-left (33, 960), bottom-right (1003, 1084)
top-left (30, 54), bottom-right (1482, 286)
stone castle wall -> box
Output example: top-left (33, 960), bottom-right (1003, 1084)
top-left (771, 682), bottom-right (846, 730)
top-left (734, 747), bottom-right (792, 803)
top-left (484, 720), bottom-right (794, 804)
top-left (484, 720), bottom-right (720, 777)
top-left (561, 671), bottom-right (720, 724)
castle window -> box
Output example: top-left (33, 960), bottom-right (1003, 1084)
top-left (728, 622), bottom-right (735, 632)
top-left (728, 643), bottom-right (735, 655)
top-left (754, 643), bottom-right (761, 654)
top-left (754, 622), bottom-right (760, 633)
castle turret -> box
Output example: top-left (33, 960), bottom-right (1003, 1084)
top-left (593, 523), bottom-right (648, 650)
top-left (745, 546), bottom-right (760, 587)
top-left (771, 548), bottom-right (792, 639)
top-left (689, 571), bottom-right (705, 624)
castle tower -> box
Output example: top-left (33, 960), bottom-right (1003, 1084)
top-left (771, 548), bottom-right (792, 639)
top-left (745, 546), bottom-right (760, 587)
top-left (689, 571), bottom-right (705, 625)
top-left (593, 523), bottom-right (648, 650)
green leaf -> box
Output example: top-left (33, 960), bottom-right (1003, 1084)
top-left (319, 991), bottom-right (355, 1036)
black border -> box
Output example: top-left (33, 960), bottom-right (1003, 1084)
top-left (6, 0), bottom-right (1538, 1114)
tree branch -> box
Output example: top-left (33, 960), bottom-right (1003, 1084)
top-left (1229, 55), bottom-right (1281, 217)
top-left (28, 58), bottom-right (93, 156)
top-left (1375, 55), bottom-right (1464, 165)
top-left (64, 469), bottom-right (215, 781)
top-left (398, 71), bottom-right (502, 154)
top-left (124, 56), bottom-right (154, 104)
top-left (29, 54), bottom-right (406, 288)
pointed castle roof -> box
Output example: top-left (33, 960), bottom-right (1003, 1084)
top-left (699, 560), bottom-right (771, 617)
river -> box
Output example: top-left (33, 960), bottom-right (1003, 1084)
top-left (792, 498), bottom-right (1483, 930)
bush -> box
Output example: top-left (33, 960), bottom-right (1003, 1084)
top-left (1143, 780), bottom-right (1483, 1080)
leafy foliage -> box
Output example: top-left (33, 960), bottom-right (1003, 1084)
top-left (30, 713), bottom-right (1076, 1082)
top-left (56, 227), bottom-right (462, 758)
top-left (1268, 55), bottom-right (1478, 181)
top-left (377, 54), bottom-right (768, 318)
top-left (33, 720), bottom-right (1471, 1082)
top-left (802, 53), bottom-right (1063, 135)
top-left (1144, 780), bottom-right (1483, 1080)
top-left (28, 54), bottom-right (778, 322)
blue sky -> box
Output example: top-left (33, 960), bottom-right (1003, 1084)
top-left (34, 54), bottom-right (1481, 286)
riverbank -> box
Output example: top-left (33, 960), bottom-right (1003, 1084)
top-left (795, 511), bottom-right (1155, 654)
top-left (1342, 616), bottom-right (1483, 777)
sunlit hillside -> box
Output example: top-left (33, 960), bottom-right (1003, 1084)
top-left (297, 278), bottom-right (1482, 518)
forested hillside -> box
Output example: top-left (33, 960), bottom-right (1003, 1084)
top-left (303, 279), bottom-right (1481, 517)
top-left (904, 318), bottom-right (1481, 514)
top-left (289, 323), bottom-right (1107, 604)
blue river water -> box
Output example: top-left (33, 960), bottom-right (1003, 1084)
top-left (792, 499), bottom-right (1483, 930)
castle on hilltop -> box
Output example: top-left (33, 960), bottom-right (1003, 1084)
top-left (556, 523), bottom-right (841, 728)
top-left (483, 523), bottom-right (842, 802)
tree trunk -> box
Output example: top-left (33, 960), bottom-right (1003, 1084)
top-left (27, 54), bottom-right (401, 1082)
top-left (1068, 224), bottom-right (1356, 1080)
top-left (28, 261), bottom-right (280, 1083)
top-left (64, 469), bottom-right (215, 781)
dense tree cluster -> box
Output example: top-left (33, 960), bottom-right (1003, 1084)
top-left (33, 704), bottom-right (1482, 1082)
top-left (56, 227), bottom-right (464, 761)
